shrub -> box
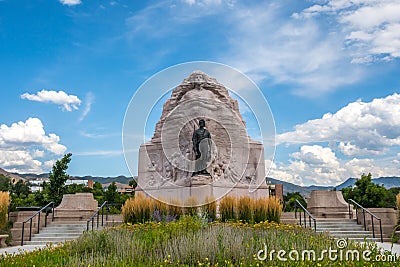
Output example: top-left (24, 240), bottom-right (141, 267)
top-left (184, 196), bottom-right (198, 216)
top-left (121, 193), bottom-right (152, 224)
top-left (237, 196), bottom-right (253, 223)
top-left (266, 197), bottom-right (283, 223)
top-left (153, 198), bottom-right (169, 220)
top-left (168, 198), bottom-right (183, 219)
top-left (0, 191), bottom-right (10, 230)
top-left (201, 195), bottom-right (217, 221)
top-left (253, 197), bottom-right (268, 223)
top-left (219, 196), bottom-right (236, 222)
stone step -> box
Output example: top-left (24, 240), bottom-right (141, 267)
top-left (25, 238), bottom-right (76, 246)
top-left (27, 235), bottom-right (79, 241)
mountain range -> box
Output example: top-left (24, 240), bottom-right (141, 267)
top-left (267, 176), bottom-right (400, 197)
top-left (1, 167), bottom-right (399, 197)
top-left (0, 168), bottom-right (133, 185)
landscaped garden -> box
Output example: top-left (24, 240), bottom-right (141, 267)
top-left (0, 194), bottom-right (394, 266)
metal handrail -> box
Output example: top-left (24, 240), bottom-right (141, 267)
top-left (21, 202), bottom-right (55, 246)
top-left (87, 201), bottom-right (108, 231)
top-left (348, 199), bottom-right (383, 243)
top-left (294, 199), bottom-right (316, 231)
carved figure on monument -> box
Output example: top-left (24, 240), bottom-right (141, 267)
top-left (192, 119), bottom-right (212, 176)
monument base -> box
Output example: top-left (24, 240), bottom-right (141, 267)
top-left (136, 182), bottom-right (270, 206)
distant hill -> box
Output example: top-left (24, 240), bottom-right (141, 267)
top-left (14, 172), bottom-right (134, 185)
top-left (74, 175), bottom-right (134, 185)
top-left (0, 168), bottom-right (25, 182)
top-left (267, 176), bottom-right (400, 197)
top-left (6, 168), bottom-right (400, 193)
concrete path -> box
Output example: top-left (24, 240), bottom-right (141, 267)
top-left (0, 244), bottom-right (46, 256)
top-left (375, 242), bottom-right (400, 256)
top-left (1, 241), bottom-right (400, 260)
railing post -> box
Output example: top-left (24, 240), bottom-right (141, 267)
top-left (29, 218), bottom-right (33, 241)
top-left (87, 221), bottom-right (89, 231)
top-left (299, 211), bottom-right (302, 226)
top-left (38, 211), bottom-right (41, 234)
top-left (101, 206), bottom-right (104, 227)
top-left (355, 208), bottom-right (359, 224)
top-left (97, 212), bottom-right (99, 229)
top-left (106, 205), bottom-right (109, 222)
top-left (313, 219), bottom-right (316, 231)
top-left (371, 215), bottom-right (375, 238)
top-left (379, 219), bottom-right (383, 243)
top-left (309, 216), bottom-right (311, 228)
top-left (21, 222), bottom-right (25, 246)
top-left (362, 209), bottom-right (366, 231)
top-left (92, 218), bottom-right (94, 230)
top-left (348, 203), bottom-right (351, 219)
top-left (52, 202), bottom-right (55, 222)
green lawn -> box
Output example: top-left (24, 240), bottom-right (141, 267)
top-left (0, 217), bottom-right (392, 266)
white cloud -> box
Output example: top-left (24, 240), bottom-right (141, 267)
top-left (21, 90), bottom-right (81, 111)
top-left (0, 150), bottom-right (43, 174)
top-left (0, 117), bottom-right (67, 155)
top-left (268, 145), bottom-right (399, 186)
top-left (296, 0), bottom-right (400, 63)
top-left (59, 0), bottom-right (81, 6)
top-left (33, 150), bottom-right (45, 158)
top-left (223, 2), bottom-right (364, 95)
top-left (0, 118), bottom-right (67, 173)
top-left (277, 93), bottom-right (400, 155)
top-left (44, 160), bottom-right (56, 169)
top-left (79, 92), bottom-right (95, 121)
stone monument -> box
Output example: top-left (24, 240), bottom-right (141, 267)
top-left (137, 71), bottom-right (269, 205)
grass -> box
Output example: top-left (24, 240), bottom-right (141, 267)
top-left (0, 191), bottom-right (9, 230)
top-left (201, 195), bottom-right (217, 221)
top-left (219, 196), bottom-right (236, 222)
top-left (183, 196), bottom-right (198, 216)
top-left (237, 196), bottom-right (253, 223)
top-left (0, 216), bottom-right (390, 266)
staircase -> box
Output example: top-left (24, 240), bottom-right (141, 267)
top-left (314, 218), bottom-right (380, 242)
top-left (24, 222), bottom-right (87, 246)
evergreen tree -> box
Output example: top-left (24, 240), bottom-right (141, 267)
top-left (47, 153), bottom-right (72, 204)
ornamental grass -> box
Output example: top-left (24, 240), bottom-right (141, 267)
top-left (0, 191), bottom-right (10, 230)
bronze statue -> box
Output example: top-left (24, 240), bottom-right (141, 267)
top-left (192, 119), bottom-right (211, 176)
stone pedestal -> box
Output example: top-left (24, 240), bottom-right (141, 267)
top-left (55, 193), bottom-right (98, 220)
top-left (307, 190), bottom-right (350, 218)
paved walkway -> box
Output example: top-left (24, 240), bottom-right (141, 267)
top-left (375, 242), bottom-right (400, 256)
top-left (1, 242), bottom-right (400, 258)
top-left (0, 244), bottom-right (46, 256)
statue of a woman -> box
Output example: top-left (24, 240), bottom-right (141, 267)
top-left (192, 119), bottom-right (211, 176)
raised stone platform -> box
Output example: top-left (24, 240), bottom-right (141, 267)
top-left (55, 193), bottom-right (98, 220)
top-left (307, 190), bottom-right (350, 218)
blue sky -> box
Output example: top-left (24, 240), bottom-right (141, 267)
top-left (1, 0), bottom-right (399, 186)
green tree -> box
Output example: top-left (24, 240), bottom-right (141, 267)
top-left (11, 180), bottom-right (30, 197)
top-left (0, 174), bottom-right (10, 191)
top-left (92, 182), bottom-right (104, 203)
top-left (129, 178), bottom-right (137, 195)
top-left (342, 173), bottom-right (387, 208)
top-left (283, 192), bottom-right (307, 212)
top-left (47, 153), bottom-right (72, 204)
top-left (104, 182), bottom-right (119, 204)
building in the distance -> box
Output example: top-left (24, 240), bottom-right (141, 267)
top-left (29, 178), bottom-right (93, 192)
top-left (266, 179), bottom-right (284, 201)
